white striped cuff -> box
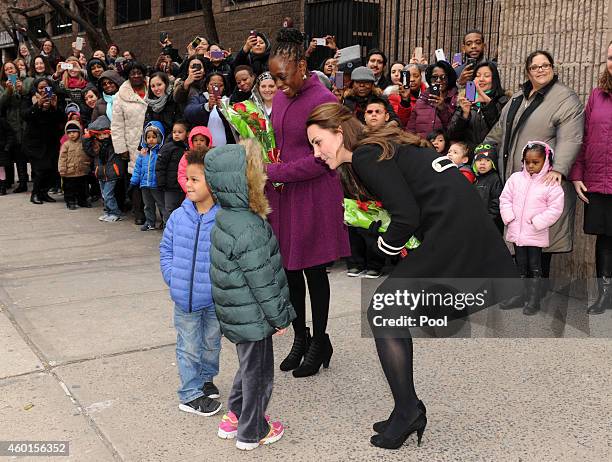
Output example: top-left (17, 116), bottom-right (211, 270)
top-left (377, 236), bottom-right (405, 256)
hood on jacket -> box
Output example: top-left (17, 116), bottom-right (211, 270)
top-left (65, 120), bottom-right (82, 134)
top-left (141, 120), bottom-right (165, 150)
top-left (188, 126), bottom-right (213, 150)
top-left (117, 79), bottom-right (148, 103)
top-left (98, 69), bottom-right (125, 94)
top-left (521, 140), bottom-right (554, 179)
top-left (253, 32), bottom-right (272, 57)
top-left (86, 58), bottom-right (108, 82)
top-left (88, 114), bottom-right (111, 131)
top-left (205, 139), bottom-right (270, 218)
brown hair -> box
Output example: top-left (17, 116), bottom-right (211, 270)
top-left (598, 40), bottom-right (612, 93)
top-left (185, 145), bottom-right (210, 167)
top-left (306, 102), bottom-right (428, 199)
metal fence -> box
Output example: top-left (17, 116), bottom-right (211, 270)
top-left (304, 0), bottom-right (501, 64)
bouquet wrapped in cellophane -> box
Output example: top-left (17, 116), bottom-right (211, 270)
top-left (343, 199), bottom-right (421, 251)
top-left (219, 98), bottom-right (282, 189)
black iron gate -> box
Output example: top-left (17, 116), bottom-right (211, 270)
top-left (304, 0), bottom-right (501, 65)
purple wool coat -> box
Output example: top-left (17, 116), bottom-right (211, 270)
top-left (568, 88), bottom-right (612, 194)
top-left (267, 74), bottom-right (350, 270)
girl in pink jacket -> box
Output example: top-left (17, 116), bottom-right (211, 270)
top-left (499, 141), bottom-right (564, 315)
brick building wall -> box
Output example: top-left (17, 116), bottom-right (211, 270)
top-left (495, 0), bottom-right (612, 281)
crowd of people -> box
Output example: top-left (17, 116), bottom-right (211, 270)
top-left (1, 23), bottom-right (611, 452)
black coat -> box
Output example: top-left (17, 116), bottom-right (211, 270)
top-left (144, 95), bottom-right (179, 137)
top-left (473, 169), bottom-right (503, 231)
top-left (0, 117), bottom-right (16, 166)
top-left (352, 143), bottom-right (518, 337)
top-left (156, 139), bottom-right (186, 192)
top-left (446, 95), bottom-right (509, 152)
top-left (21, 97), bottom-right (64, 168)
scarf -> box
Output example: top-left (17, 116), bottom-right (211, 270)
top-left (144, 90), bottom-right (170, 113)
top-left (103, 93), bottom-right (116, 121)
top-left (67, 76), bottom-right (87, 89)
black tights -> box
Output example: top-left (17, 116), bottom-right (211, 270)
top-left (285, 265), bottom-right (330, 339)
top-left (374, 336), bottom-right (420, 437)
top-left (595, 235), bottom-right (612, 277)
top-left (514, 245), bottom-right (543, 276)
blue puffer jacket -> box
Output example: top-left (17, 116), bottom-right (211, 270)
top-left (130, 120), bottom-right (165, 189)
top-left (159, 198), bottom-right (220, 313)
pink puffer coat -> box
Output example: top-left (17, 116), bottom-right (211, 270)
top-left (500, 145), bottom-right (565, 248)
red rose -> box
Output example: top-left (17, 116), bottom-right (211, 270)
top-left (250, 112), bottom-right (259, 120)
top-left (233, 103), bottom-right (247, 112)
top-left (249, 125), bottom-right (257, 135)
top-left (356, 200), bottom-right (369, 211)
top-left (258, 118), bottom-right (267, 130)
top-left (375, 201), bottom-right (383, 208)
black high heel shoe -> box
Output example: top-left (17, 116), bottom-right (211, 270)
top-left (373, 400), bottom-right (427, 433)
top-left (292, 333), bottom-right (332, 378)
top-left (280, 328), bottom-right (311, 371)
top-left (370, 413), bottom-right (427, 449)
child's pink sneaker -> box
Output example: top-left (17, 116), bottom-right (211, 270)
top-left (218, 412), bottom-right (270, 440)
top-left (235, 421), bottom-right (284, 451)
top-left (217, 411), bottom-right (239, 439)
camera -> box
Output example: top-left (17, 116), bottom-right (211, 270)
top-left (60, 62), bottom-right (73, 71)
top-left (191, 63), bottom-right (203, 72)
top-left (210, 51), bottom-right (224, 60)
top-left (430, 84), bottom-right (440, 96)
top-left (44, 86), bottom-right (53, 98)
top-left (401, 70), bottom-right (409, 87)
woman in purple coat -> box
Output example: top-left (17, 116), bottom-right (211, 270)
top-left (267, 28), bottom-right (350, 378)
top-left (569, 40), bottom-right (612, 315)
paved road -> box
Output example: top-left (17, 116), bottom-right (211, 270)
top-left (0, 193), bottom-right (610, 461)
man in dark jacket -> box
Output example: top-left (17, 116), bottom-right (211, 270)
top-left (472, 144), bottom-right (503, 233)
top-left (366, 49), bottom-right (391, 90)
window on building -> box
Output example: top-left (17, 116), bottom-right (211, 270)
top-left (78, 0), bottom-right (102, 30)
top-left (27, 14), bottom-right (47, 39)
top-left (116, 0), bottom-right (151, 25)
top-left (51, 5), bottom-right (73, 36)
top-left (163, 0), bottom-right (200, 16)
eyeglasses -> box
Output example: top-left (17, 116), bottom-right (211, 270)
top-left (432, 74), bottom-right (447, 81)
top-left (365, 109), bottom-right (386, 115)
top-left (528, 63), bottom-right (552, 72)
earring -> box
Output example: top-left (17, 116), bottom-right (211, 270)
top-left (303, 73), bottom-right (307, 80)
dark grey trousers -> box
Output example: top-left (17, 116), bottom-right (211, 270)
top-left (228, 336), bottom-right (274, 443)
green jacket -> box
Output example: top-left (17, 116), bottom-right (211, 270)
top-left (205, 142), bottom-right (296, 344)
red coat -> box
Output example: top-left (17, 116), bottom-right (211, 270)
top-left (568, 88), bottom-right (612, 194)
top-left (387, 82), bottom-right (427, 127)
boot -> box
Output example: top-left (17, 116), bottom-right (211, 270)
top-left (587, 277), bottom-right (611, 315)
top-left (0, 183), bottom-right (6, 195)
top-left (279, 328), bottom-right (311, 372)
top-left (67, 201), bottom-right (77, 210)
top-left (40, 190), bottom-right (56, 203)
top-left (523, 271), bottom-right (542, 316)
top-left (499, 275), bottom-right (527, 309)
top-left (30, 192), bottom-right (43, 204)
top-left (13, 182), bottom-right (27, 193)
top-left (373, 400), bottom-right (427, 434)
top-left (292, 334), bottom-right (333, 378)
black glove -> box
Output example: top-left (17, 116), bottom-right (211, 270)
top-left (368, 220), bottom-right (382, 237)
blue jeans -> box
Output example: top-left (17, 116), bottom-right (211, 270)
top-left (99, 179), bottom-right (121, 217)
top-left (173, 305), bottom-right (221, 404)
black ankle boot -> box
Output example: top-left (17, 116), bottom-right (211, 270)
top-left (587, 276), bottom-right (611, 315)
top-left (292, 334), bottom-right (332, 378)
top-left (499, 275), bottom-right (527, 309)
top-left (373, 400), bottom-right (427, 433)
top-left (13, 182), bottom-right (27, 193)
top-left (523, 272), bottom-right (542, 316)
top-left (280, 328), bottom-right (311, 372)
top-left (0, 184), bottom-right (6, 195)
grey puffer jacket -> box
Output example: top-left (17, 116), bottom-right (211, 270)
top-left (205, 141), bottom-right (296, 344)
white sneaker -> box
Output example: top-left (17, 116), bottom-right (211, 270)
top-left (103, 215), bottom-right (122, 222)
top-left (98, 214), bottom-right (109, 221)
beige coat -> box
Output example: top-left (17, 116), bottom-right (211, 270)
top-left (58, 139), bottom-right (90, 178)
top-left (485, 78), bottom-right (584, 253)
top-left (111, 80), bottom-right (148, 174)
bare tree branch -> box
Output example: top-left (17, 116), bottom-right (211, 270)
top-left (8, 3), bottom-right (45, 15)
top-left (200, 0), bottom-right (219, 43)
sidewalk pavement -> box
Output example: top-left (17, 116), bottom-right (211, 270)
top-left (0, 192), bottom-right (610, 462)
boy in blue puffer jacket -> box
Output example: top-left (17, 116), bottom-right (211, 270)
top-left (159, 145), bottom-right (223, 418)
top-left (130, 121), bottom-right (167, 231)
